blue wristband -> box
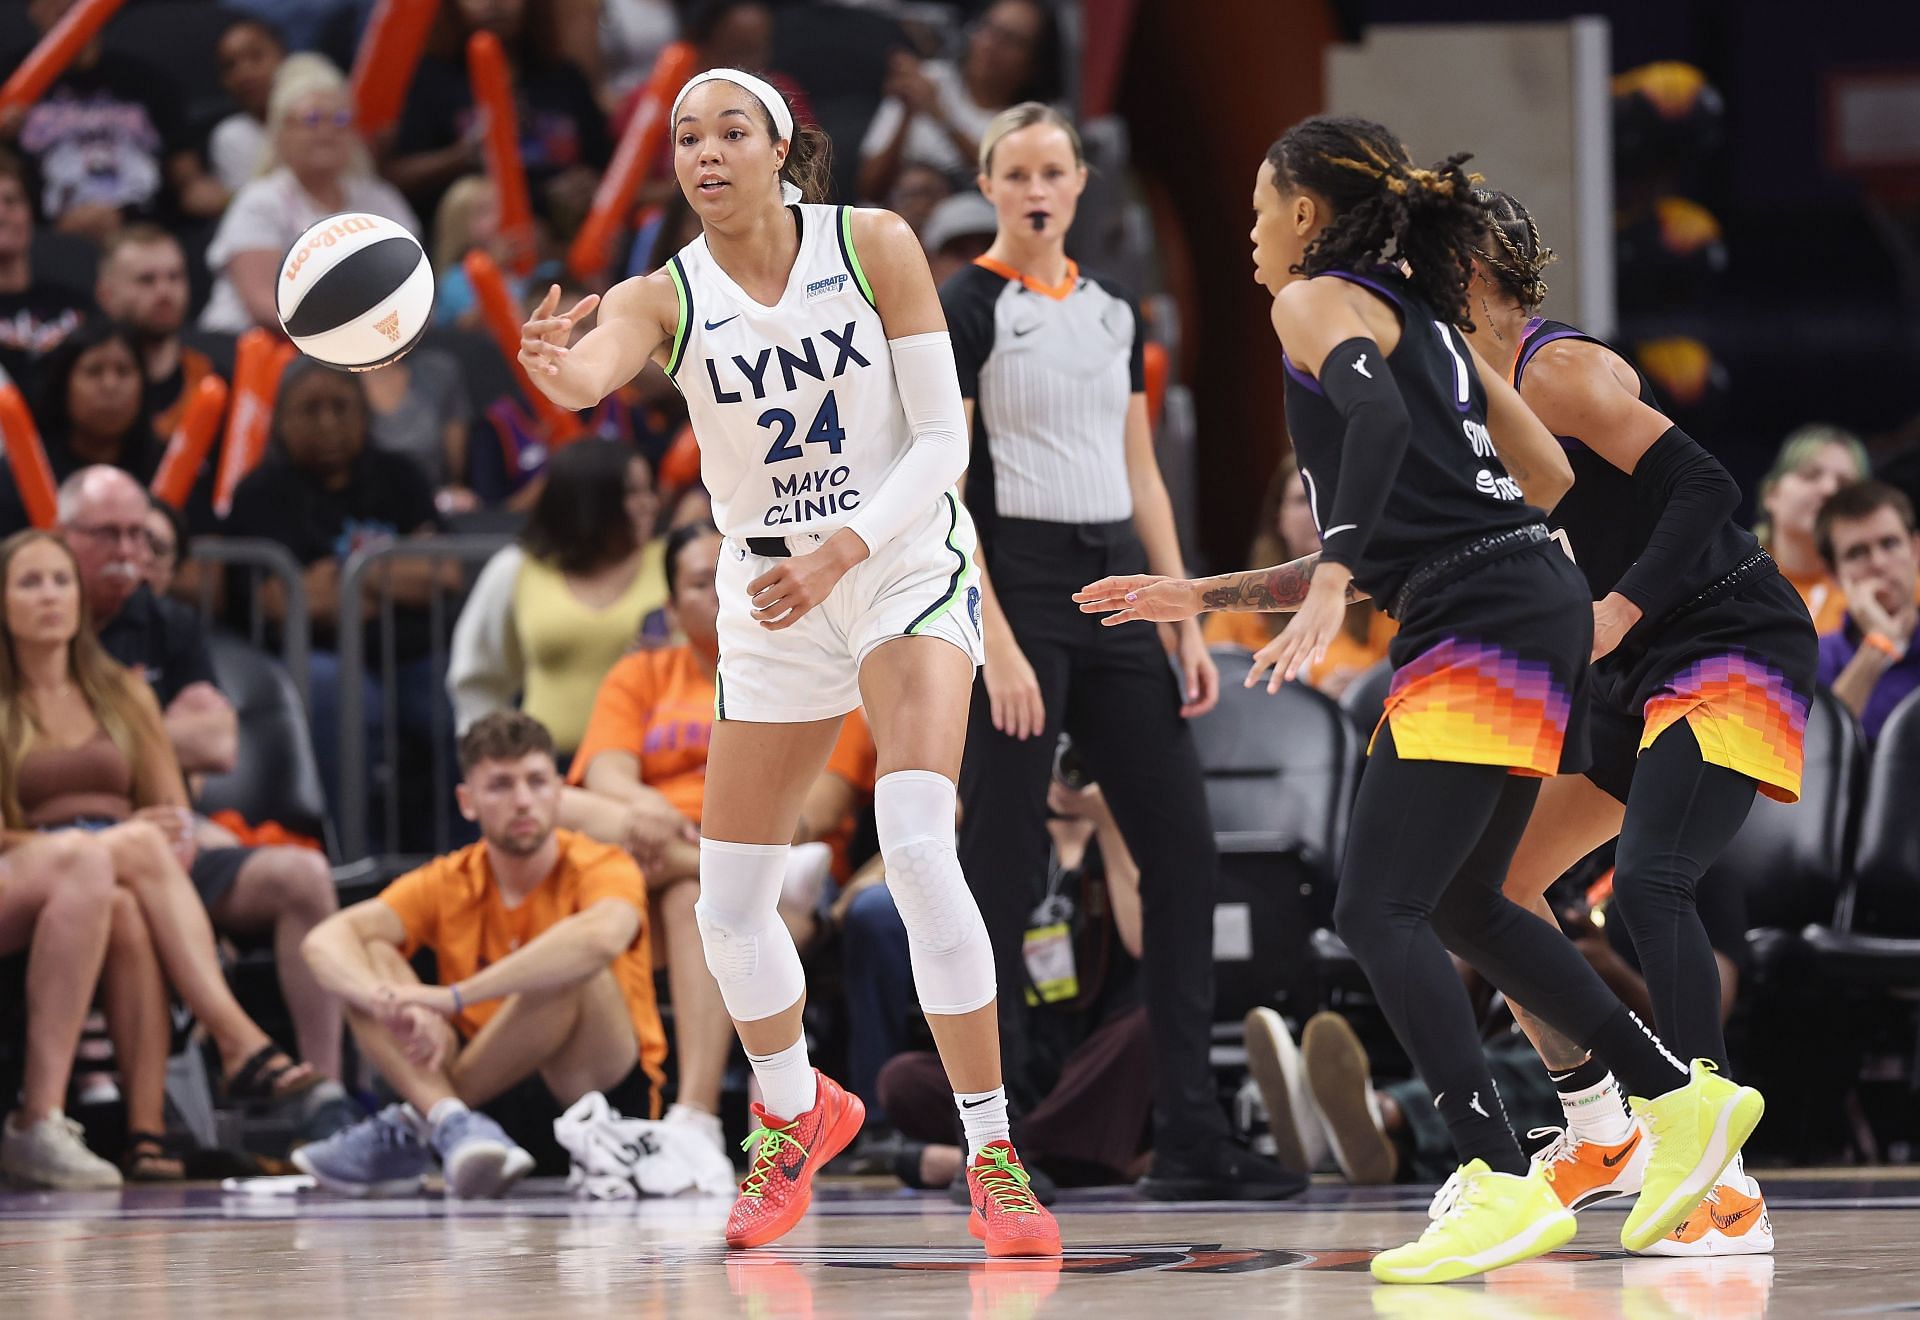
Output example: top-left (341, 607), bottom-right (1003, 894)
top-left (449, 984), bottom-right (465, 1014)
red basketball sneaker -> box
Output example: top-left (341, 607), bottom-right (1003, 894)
top-left (965, 1142), bottom-right (1062, 1258)
top-left (724, 1070), bottom-right (865, 1249)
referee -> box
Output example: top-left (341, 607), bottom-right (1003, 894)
top-left (943, 103), bottom-right (1300, 1199)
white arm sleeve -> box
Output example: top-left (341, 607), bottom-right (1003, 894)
top-left (446, 545), bottom-right (525, 732)
top-left (843, 331), bottom-right (969, 556)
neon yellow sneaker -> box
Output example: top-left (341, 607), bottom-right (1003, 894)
top-left (1370, 1158), bottom-right (1576, 1284)
top-left (1621, 1059), bottom-right (1764, 1253)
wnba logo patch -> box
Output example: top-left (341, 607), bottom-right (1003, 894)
top-left (967, 584), bottom-right (982, 633)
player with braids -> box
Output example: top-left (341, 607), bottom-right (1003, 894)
top-left (1460, 188), bottom-right (1814, 1258)
top-left (1078, 117), bottom-right (1764, 1282)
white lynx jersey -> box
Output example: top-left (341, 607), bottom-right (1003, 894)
top-left (664, 204), bottom-right (909, 541)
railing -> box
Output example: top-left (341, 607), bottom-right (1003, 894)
top-left (335, 534), bottom-right (511, 859)
top-left (183, 538), bottom-right (312, 708)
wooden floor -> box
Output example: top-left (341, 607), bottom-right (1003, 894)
top-left (1, 1173), bottom-right (1914, 1318)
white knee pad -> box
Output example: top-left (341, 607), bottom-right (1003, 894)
top-left (875, 770), bottom-right (996, 1016)
top-left (694, 838), bottom-right (806, 1023)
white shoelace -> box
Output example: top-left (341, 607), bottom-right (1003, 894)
top-left (1528, 1125), bottom-right (1580, 1169)
top-left (1427, 1167), bottom-right (1468, 1221)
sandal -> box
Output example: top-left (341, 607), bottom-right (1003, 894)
top-left (122, 1131), bottom-right (185, 1181)
top-left (222, 1044), bottom-right (321, 1106)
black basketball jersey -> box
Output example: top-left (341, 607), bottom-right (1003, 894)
top-left (1283, 267), bottom-right (1537, 604)
top-left (1511, 318), bottom-right (1758, 607)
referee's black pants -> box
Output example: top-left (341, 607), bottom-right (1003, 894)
top-left (958, 519), bottom-right (1229, 1156)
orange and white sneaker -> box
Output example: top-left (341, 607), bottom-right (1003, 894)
top-left (1534, 1122), bottom-right (1649, 1211)
top-left (724, 1070), bottom-right (865, 1250)
top-left (965, 1141), bottom-right (1062, 1258)
top-left (1635, 1169), bottom-right (1774, 1257)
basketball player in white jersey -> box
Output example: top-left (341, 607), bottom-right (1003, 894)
top-left (518, 69), bottom-right (1060, 1257)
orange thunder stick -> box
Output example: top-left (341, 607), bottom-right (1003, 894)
top-left (567, 40), bottom-right (700, 283)
top-left (214, 332), bottom-right (295, 517)
top-left (350, 0), bottom-right (440, 136)
top-left (0, 0), bottom-right (128, 119)
top-left (151, 374), bottom-right (229, 510)
top-left (467, 31), bottom-right (536, 277)
top-left (0, 382), bottom-right (57, 528)
top-left (465, 250), bottom-right (586, 447)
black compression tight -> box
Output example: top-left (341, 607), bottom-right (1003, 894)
top-left (1607, 721), bottom-right (1759, 1070)
top-left (1335, 728), bottom-right (1689, 1175)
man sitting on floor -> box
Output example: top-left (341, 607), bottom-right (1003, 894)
top-left (298, 712), bottom-right (678, 1198)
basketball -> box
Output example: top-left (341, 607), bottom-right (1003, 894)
top-left (275, 212), bottom-right (433, 372)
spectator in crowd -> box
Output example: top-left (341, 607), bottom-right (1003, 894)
top-left (920, 192), bottom-right (996, 287)
top-left (384, 0), bottom-right (611, 238)
top-left (209, 17), bottom-right (289, 192)
top-left (1202, 454), bottom-right (1394, 698)
top-left (225, 359), bottom-right (459, 836)
top-left (61, 466), bottom-right (345, 1084)
top-left (450, 439), bottom-right (668, 762)
top-left (201, 55), bottom-right (421, 334)
top-left (297, 712), bottom-right (671, 1195)
top-left (429, 175), bottom-right (508, 329)
top-left (1, 0), bottom-right (227, 243)
top-left (596, 0), bottom-right (681, 108)
top-left (1755, 423), bottom-right (1870, 633)
top-left (889, 161), bottom-right (956, 244)
top-left (563, 524), bottom-right (833, 1190)
top-left (858, 0), bottom-right (1061, 199)
top-left (361, 349), bottom-right (477, 512)
top-left (879, 746), bottom-right (1151, 1191)
top-left (0, 148), bottom-right (91, 396)
top-left (93, 227), bottom-right (216, 441)
top-left (1816, 481), bottom-right (1920, 744)
top-left (142, 496), bottom-right (187, 600)
top-left (0, 530), bottom-right (319, 1114)
top-left (0, 834), bottom-right (123, 1189)
top-left (0, 320), bottom-right (215, 537)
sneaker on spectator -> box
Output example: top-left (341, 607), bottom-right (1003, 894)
top-left (2, 1110), bottom-right (123, 1190)
top-left (430, 1104), bottom-right (535, 1199)
top-left (1243, 1006), bottom-right (1330, 1177)
top-left (296, 1081), bottom-right (365, 1145)
top-left (1138, 1139), bottom-right (1307, 1201)
top-left (292, 1104), bottom-right (433, 1197)
top-left (1300, 1011), bottom-right (1399, 1186)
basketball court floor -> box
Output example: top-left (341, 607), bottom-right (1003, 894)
top-left (1, 1171), bottom-right (1913, 1318)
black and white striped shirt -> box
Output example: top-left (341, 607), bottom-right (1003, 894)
top-left (942, 257), bottom-right (1145, 525)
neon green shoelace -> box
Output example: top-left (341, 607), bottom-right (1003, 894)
top-left (737, 1121), bottom-right (809, 1199)
top-left (974, 1147), bottom-right (1040, 1216)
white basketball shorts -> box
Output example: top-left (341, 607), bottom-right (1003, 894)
top-left (714, 493), bottom-right (984, 723)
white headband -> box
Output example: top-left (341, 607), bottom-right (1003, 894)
top-left (672, 68), bottom-right (803, 205)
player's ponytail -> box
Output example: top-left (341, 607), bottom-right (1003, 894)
top-left (781, 121), bottom-right (835, 204)
top-left (1265, 115), bottom-right (1488, 326)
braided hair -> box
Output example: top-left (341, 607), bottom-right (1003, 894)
top-left (1265, 116), bottom-right (1486, 326)
top-left (1474, 188), bottom-right (1555, 311)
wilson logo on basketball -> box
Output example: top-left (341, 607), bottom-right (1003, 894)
top-left (282, 215), bottom-right (383, 282)
top-left (374, 311), bottom-right (401, 342)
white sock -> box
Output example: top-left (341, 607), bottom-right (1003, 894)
top-left (427, 1097), bottom-right (469, 1131)
top-left (954, 1086), bottom-right (1010, 1162)
top-left (746, 1037), bottom-right (817, 1121)
top-left (1560, 1073), bottom-right (1635, 1145)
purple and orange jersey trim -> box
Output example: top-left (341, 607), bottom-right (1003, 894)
top-left (1373, 637), bottom-right (1573, 778)
top-left (1641, 651), bottom-right (1808, 803)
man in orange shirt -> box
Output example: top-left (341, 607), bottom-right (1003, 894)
top-left (564, 523), bottom-right (829, 1189)
top-left (297, 712), bottom-right (671, 1198)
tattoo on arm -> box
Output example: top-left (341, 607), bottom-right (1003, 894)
top-left (1197, 552), bottom-right (1363, 612)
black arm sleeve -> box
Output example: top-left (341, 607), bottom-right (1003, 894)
top-left (1313, 337), bottom-right (1411, 573)
top-left (939, 265), bottom-right (999, 401)
top-left (1611, 425), bottom-right (1743, 618)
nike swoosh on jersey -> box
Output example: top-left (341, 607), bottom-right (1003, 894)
top-left (1322, 523), bottom-right (1358, 538)
top-left (704, 314), bottom-right (741, 331)
top-left (1601, 1134), bottom-right (1642, 1167)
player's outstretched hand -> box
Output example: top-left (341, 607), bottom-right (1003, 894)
top-left (1244, 579), bottom-right (1347, 692)
top-left (1073, 575), bottom-right (1201, 625)
top-left (518, 283), bottom-right (600, 381)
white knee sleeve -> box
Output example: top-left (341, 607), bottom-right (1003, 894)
top-left (694, 839), bottom-right (807, 1023)
top-left (875, 770), bottom-right (996, 1016)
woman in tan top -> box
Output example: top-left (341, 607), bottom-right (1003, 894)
top-left (0, 532), bottom-right (316, 1168)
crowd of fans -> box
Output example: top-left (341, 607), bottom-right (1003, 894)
top-left (0, 0), bottom-right (1913, 1193)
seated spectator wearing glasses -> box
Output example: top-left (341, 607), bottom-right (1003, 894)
top-left (297, 712), bottom-right (668, 1196)
top-left (1, 320), bottom-right (214, 538)
top-left (60, 466), bottom-right (346, 1087)
top-left (142, 497), bottom-right (187, 600)
top-left (1816, 481), bottom-right (1920, 745)
top-left (0, 148), bottom-right (91, 400)
top-left (225, 360), bottom-right (460, 839)
top-left (449, 440), bottom-right (669, 766)
top-left (857, 0), bottom-right (1061, 200)
top-left (94, 227), bottom-right (219, 444)
top-left (200, 55), bottom-right (420, 335)
top-left (0, 0), bottom-right (227, 245)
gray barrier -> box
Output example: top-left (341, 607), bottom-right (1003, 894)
top-left (182, 538), bottom-right (312, 708)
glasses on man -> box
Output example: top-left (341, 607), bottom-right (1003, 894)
top-left (291, 108), bottom-right (353, 130)
top-left (145, 532), bottom-right (178, 562)
top-left (69, 523), bottom-right (152, 549)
